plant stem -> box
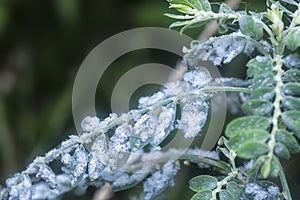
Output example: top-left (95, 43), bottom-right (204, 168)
top-left (121, 151), bottom-right (231, 174)
top-left (267, 55), bottom-right (284, 159)
top-left (200, 86), bottom-right (250, 93)
top-left (82, 85), bottom-right (250, 141)
top-left (180, 155), bottom-right (231, 174)
top-left (279, 163), bottom-right (292, 200)
top-left (267, 8), bottom-right (293, 199)
top-left (212, 170), bottom-right (238, 199)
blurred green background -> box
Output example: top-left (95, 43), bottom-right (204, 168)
top-left (0, 0), bottom-right (300, 199)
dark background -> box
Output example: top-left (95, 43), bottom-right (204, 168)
top-left (0, 0), bottom-right (299, 199)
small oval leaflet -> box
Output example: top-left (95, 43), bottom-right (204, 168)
top-left (286, 27), bottom-right (300, 51)
top-left (275, 129), bottom-right (300, 154)
top-left (239, 15), bottom-right (263, 40)
top-left (226, 181), bottom-right (243, 200)
top-left (283, 82), bottom-right (300, 96)
top-left (219, 189), bottom-right (234, 200)
top-left (237, 141), bottom-right (269, 159)
top-left (88, 154), bottom-right (105, 181)
top-left (177, 97), bottom-right (208, 138)
top-left (183, 67), bottom-right (212, 88)
top-left (150, 103), bottom-right (176, 149)
top-left (252, 72), bottom-right (274, 90)
top-left (130, 113), bottom-right (158, 152)
top-left (191, 190), bottom-right (213, 200)
top-left (260, 157), bottom-right (271, 178)
top-left (284, 54), bottom-right (300, 69)
top-left (225, 116), bottom-right (270, 138)
top-left (70, 145), bottom-right (88, 187)
top-left (228, 129), bottom-right (270, 151)
top-left (269, 156), bottom-right (280, 178)
top-left (282, 96), bottom-right (300, 110)
top-left (250, 87), bottom-right (275, 100)
top-left (143, 162), bottom-right (179, 200)
top-left (189, 175), bottom-right (218, 192)
top-left (241, 99), bottom-right (273, 116)
top-left (284, 69), bottom-right (300, 83)
top-left (274, 142), bottom-right (291, 160)
top-left (281, 111), bottom-right (300, 132)
top-left (246, 56), bottom-right (272, 78)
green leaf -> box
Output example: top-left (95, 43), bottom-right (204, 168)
top-left (188, 0), bottom-right (203, 10)
top-left (237, 141), bottom-right (269, 159)
top-left (281, 111), bottom-right (300, 132)
top-left (260, 157), bottom-right (271, 178)
top-left (286, 27), bottom-right (300, 51)
top-left (283, 83), bottom-right (300, 96)
top-left (179, 17), bottom-right (213, 33)
top-left (225, 116), bottom-right (270, 138)
top-left (274, 142), bottom-right (290, 159)
top-left (167, 0), bottom-right (195, 8)
top-left (228, 129), bottom-right (270, 150)
top-left (219, 3), bottom-right (234, 14)
top-left (282, 96), bottom-right (300, 110)
top-left (269, 156), bottom-right (280, 178)
top-left (164, 13), bottom-right (194, 19)
top-left (284, 69), bottom-right (300, 83)
top-left (219, 190), bottom-right (234, 200)
top-left (169, 4), bottom-right (196, 14)
top-left (189, 175), bottom-right (218, 192)
top-left (169, 20), bottom-right (194, 28)
top-left (199, 0), bottom-right (211, 11)
top-left (239, 15), bottom-right (263, 40)
top-left (217, 136), bottom-right (228, 146)
top-left (226, 182), bottom-right (243, 200)
top-left (241, 99), bottom-right (273, 116)
top-left (169, 16), bottom-right (213, 32)
top-left (250, 88), bottom-right (275, 100)
top-left (246, 57), bottom-right (273, 78)
top-left (217, 147), bottom-right (230, 159)
top-left (168, 0), bottom-right (211, 11)
top-left (276, 129), bottom-right (300, 154)
top-left (284, 54), bottom-right (300, 69)
top-left (218, 18), bottom-right (229, 34)
top-left (252, 72), bottom-right (274, 90)
top-left (191, 190), bottom-right (213, 200)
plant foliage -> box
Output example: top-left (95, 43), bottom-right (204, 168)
top-left (1, 0), bottom-right (300, 199)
